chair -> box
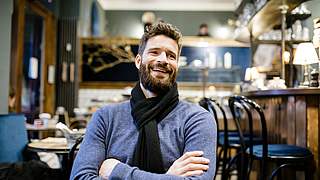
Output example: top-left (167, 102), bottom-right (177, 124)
top-left (0, 114), bottom-right (28, 163)
top-left (67, 135), bottom-right (84, 178)
top-left (200, 97), bottom-right (262, 180)
top-left (228, 95), bottom-right (314, 180)
top-left (69, 119), bottom-right (87, 130)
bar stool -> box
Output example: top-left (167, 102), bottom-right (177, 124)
top-left (200, 97), bottom-right (262, 180)
top-left (228, 95), bottom-right (314, 180)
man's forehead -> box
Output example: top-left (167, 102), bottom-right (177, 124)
top-left (145, 35), bottom-right (178, 53)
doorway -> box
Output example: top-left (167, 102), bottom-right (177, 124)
top-left (10, 0), bottom-right (56, 119)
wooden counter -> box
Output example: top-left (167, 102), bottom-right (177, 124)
top-left (242, 88), bottom-right (320, 178)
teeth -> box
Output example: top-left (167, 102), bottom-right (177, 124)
top-left (153, 68), bottom-right (167, 73)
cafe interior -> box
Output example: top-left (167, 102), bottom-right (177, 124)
top-left (1, 0), bottom-right (320, 179)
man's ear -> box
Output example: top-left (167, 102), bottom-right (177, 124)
top-left (135, 54), bottom-right (141, 69)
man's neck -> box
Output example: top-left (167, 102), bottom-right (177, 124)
top-left (140, 83), bottom-right (157, 98)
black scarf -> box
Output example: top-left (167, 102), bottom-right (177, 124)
top-left (130, 82), bottom-right (179, 173)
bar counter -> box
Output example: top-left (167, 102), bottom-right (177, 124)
top-left (242, 88), bottom-right (320, 178)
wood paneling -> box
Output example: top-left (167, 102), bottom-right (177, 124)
top-left (42, 14), bottom-right (56, 114)
top-left (10, 0), bottom-right (26, 112)
top-left (307, 96), bottom-right (319, 177)
top-left (286, 96), bottom-right (296, 144)
top-left (295, 96), bottom-right (306, 147)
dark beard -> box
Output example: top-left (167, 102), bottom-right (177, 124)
top-left (140, 62), bottom-right (177, 95)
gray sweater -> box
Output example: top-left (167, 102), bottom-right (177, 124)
top-left (70, 100), bottom-right (217, 180)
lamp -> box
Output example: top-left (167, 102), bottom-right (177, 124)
top-left (293, 42), bottom-right (319, 86)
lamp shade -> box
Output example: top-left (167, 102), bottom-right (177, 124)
top-left (293, 42), bottom-right (319, 65)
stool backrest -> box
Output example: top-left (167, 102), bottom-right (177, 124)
top-left (199, 97), bottom-right (229, 144)
top-left (228, 96), bottom-right (268, 179)
top-left (0, 114), bottom-right (28, 163)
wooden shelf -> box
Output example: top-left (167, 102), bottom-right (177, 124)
top-left (273, 13), bottom-right (312, 29)
top-left (234, 0), bottom-right (252, 15)
top-left (253, 39), bottom-right (310, 44)
top-left (242, 87), bottom-right (320, 97)
top-left (247, 0), bottom-right (310, 38)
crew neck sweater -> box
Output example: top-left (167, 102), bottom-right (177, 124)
top-left (71, 100), bottom-right (217, 180)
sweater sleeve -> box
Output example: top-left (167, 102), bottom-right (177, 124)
top-left (70, 109), bottom-right (108, 180)
top-left (108, 110), bottom-right (217, 180)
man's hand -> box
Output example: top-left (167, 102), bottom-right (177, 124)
top-left (166, 151), bottom-right (210, 177)
top-left (99, 158), bottom-right (120, 180)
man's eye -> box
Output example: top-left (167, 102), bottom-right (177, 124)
top-left (168, 54), bottom-right (176, 60)
top-left (149, 51), bottom-right (159, 55)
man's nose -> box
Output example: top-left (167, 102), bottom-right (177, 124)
top-left (157, 51), bottom-right (169, 63)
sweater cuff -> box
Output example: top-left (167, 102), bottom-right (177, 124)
top-left (109, 162), bottom-right (137, 179)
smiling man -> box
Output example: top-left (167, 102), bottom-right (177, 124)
top-left (71, 22), bottom-right (217, 180)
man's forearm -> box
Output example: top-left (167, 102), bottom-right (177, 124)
top-left (109, 162), bottom-right (213, 180)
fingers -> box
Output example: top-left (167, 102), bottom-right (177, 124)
top-left (178, 151), bottom-right (204, 162)
top-left (182, 170), bottom-right (204, 177)
top-left (181, 163), bottom-right (209, 173)
top-left (179, 151), bottom-right (210, 176)
top-left (166, 151), bottom-right (211, 177)
top-left (182, 156), bottom-right (210, 166)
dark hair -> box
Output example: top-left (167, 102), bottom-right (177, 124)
top-left (138, 22), bottom-right (182, 57)
top-left (199, 23), bottom-right (208, 28)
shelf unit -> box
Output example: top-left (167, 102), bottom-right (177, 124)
top-left (236, 0), bottom-right (311, 86)
top-left (247, 0), bottom-right (310, 38)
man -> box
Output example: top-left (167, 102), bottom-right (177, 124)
top-left (197, 23), bottom-right (211, 37)
top-left (71, 22), bottom-right (217, 180)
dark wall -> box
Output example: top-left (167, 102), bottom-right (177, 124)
top-left (105, 11), bottom-right (233, 37)
top-left (306, 0), bottom-right (320, 37)
top-left (58, 0), bottom-right (79, 18)
top-left (0, 0), bottom-right (12, 113)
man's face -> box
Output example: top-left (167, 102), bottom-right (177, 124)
top-left (135, 35), bottom-right (179, 94)
top-left (199, 27), bottom-right (209, 35)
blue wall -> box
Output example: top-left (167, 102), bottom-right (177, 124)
top-left (180, 46), bottom-right (251, 81)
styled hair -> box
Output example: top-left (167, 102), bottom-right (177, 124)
top-left (200, 23), bottom-right (208, 28)
top-left (137, 22), bottom-right (182, 57)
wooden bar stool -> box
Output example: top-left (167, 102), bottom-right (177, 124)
top-left (228, 95), bottom-right (315, 180)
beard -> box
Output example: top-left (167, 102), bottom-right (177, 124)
top-left (139, 61), bottom-right (177, 95)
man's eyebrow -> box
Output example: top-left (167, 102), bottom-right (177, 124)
top-left (147, 47), bottom-right (177, 56)
top-left (147, 47), bottom-right (161, 51)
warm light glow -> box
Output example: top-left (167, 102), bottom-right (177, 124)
top-left (244, 68), bottom-right (252, 81)
top-left (130, 22), bottom-right (144, 38)
top-left (245, 67), bottom-right (260, 81)
top-left (283, 51), bottom-right (290, 64)
top-left (293, 43), bottom-right (319, 65)
top-left (214, 26), bottom-right (232, 39)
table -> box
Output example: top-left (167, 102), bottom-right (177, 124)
top-left (28, 137), bottom-right (80, 178)
top-left (26, 123), bottom-right (59, 139)
top-left (28, 137), bottom-right (70, 154)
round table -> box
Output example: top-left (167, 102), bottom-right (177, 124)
top-left (28, 137), bottom-right (71, 154)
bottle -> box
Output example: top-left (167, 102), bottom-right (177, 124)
top-left (224, 52), bottom-right (232, 69)
top-left (56, 106), bottom-right (69, 125)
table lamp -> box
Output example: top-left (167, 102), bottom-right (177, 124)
top-left (293, 42), bottom-right (319, 86)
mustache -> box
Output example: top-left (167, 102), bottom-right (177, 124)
top-left (149, 62), bottom-right (173, 73)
